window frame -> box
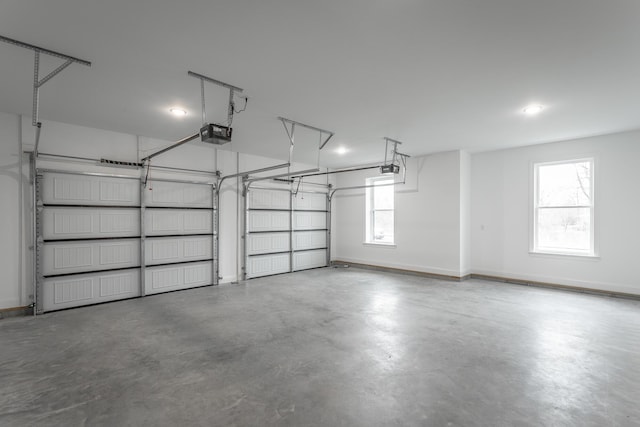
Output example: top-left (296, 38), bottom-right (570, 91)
top-left (531, 157), bottom-right (596, 257)
top-left (365, 176), bottom-right (396, 245)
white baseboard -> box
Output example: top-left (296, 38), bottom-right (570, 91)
top-left (333, 257), bottom-right (463, 278)
top-left (329, 259), bottom-right (640, 298)
top-left (0, 298), bottom-right (22, 311)
top-left (469, 269), bottom-right (640, 297)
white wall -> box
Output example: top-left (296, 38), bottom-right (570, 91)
top-left (332, 150), bottom-right (468, 277)
top-left (3, 111), bottom-right (637, 309)
top-left (471, 130), bottom-right (640, 295)
top-left (0, 113), bottom-right (331, 309)
top-left (0, 112), bottom-right (22, 308)
top-left (459, 150), bottom-right (471, 276)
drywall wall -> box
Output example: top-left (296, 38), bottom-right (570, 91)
top-left (460, 150), bottom-right (471, 276)
top-left (0, 113), bottom-right (330, 309)
top-left (332, 150), bottom-right (467, 277)
top-left (0, 112), bottom-right (22, 309)
top-left (471, 130), bottom-right (640, 295)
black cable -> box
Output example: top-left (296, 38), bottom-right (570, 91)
top-left (234, 96), bottom-right (248, 114)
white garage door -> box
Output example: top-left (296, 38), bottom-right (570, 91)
top-left (244, 188), bottom-right (328, 279)
top-left (142, 180), bottom-right (214, 295)
top-left (38, 172), bottom-right (142, 312)
top-left (37, 172), bottom-right (216, 312)
top-left (292, 192), bottom-right (328, 271)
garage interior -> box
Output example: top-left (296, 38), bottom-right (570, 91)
top-left (1, 1), bottom-right (639, 426)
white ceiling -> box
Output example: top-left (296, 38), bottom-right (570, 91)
top-left (1, 0), bottom-right (639, 167)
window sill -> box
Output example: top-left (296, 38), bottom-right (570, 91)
top-left (363, 242), bottom-right (396, 248)
top-left (529, 251), bottom-right (600, 260)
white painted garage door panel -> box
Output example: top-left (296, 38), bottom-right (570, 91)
top-left (145, 261), bottom-right (212, 294)
top-left (249, 189), bottom-right (290, 210)
top-left (42, 269), bottom-right (141, 311)
top-left (145, 236), bottom-right (212, 265)
top-left (42, 239), bottom-right (140, 276)
top-left (144, 209), bottom-right (212, 235)
top-left (246, 233), bottom-right (290, 255)
top-left (293, 250), bottom-right (327, 271)
top-left (42, 207), bottom-right (140, 240)
top-left (42, 173), bottom-right (139, 206)
top-left (293, 231), bottom-right (326, 251)
top-left (144, 181), bottom-right (212, 208)
top-left (293, 211), bottom-right (326, 230)
top-left (246, 254), bottom-right (290, 278)
top-left (248, 211), bottom-right (290, 232)
top-left (292, 193), bottom-right (326, 211)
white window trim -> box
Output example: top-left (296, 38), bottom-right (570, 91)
top-left (365, 176), bottom-right (395, 245)
top-left (531, 157), bottom-right (596, 257)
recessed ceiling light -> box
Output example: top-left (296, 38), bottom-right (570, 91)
top-left (169, 107), bottom-right (187, 116)
top-left (523, 104), bottom-right (545, 115)
top-left (335, 146), bottom-right (348, 155)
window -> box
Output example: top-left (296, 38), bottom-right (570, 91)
top-left (533, 158), bottom-right (594, 256)
top-left (366, 176), bottom-right (395, 244)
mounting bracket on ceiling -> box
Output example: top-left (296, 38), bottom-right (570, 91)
top-left (282, 138), bottom-right (411, 182)
top-left (382, 137), bottom-right (410, 174)
top-left (140, 72), bottom-right (246, 167)
top-left (188, 70), bottom-right (245, 145)
top-left (0, 35), bottom-right (91, 153)
top-left (278, 117), bottom-right (335, 167)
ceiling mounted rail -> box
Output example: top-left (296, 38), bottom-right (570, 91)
top-left (328, 155), bottom-right (408, 202)
top-left (245, 168), bottom-right (320, 187)
top-left (288, 165), bottom-right (381, 179)
top-left (1, 35), bottom-right (92, 153)
top-left (289, 138), bottom-right (410, 181)
top-left (141, 133), bottom-right (200, 162)
top-left (217, 163), bottom-right (290, 192)
top-left (278, 117), bottom-right (335, 167)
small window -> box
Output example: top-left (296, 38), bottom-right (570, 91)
top-left (533, 158), bottom-right (594, 256)
top-left (366, 176), bottom-right (395, 244)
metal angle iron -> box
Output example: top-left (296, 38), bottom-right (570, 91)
top-left (0, 35), bottom-right (92, 154)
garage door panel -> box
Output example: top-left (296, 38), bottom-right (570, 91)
top-left (145, 236), bottom-right (212, 265)
top-left (293, 211), bottom-right (326, 230)
top-left (293, 249), bottom-right (327, 271)
top-left (248, 211), bottom-right (290, 232)
top-left (144, 181), bottom-right (212, 208)
top-left (246, 254), bottom-right (290, 278)
top-left (145, 209), bottom-right (212, 235)
top-left (42, 173), bottom-right (139, 206)
top-left (43, 208), bottom-right (140, 240)
top-left (292, 192), bottom-right (326, 211)
top-left (293, 231), bottom-right (326, 251)
top-left (249, 189), bottom-right (290, 210)
top-left (247, 233), bottom-right (290, 255)
top-left (43, 239), bottom-right (140, 276)
top-left (145, 261), bottom-right (212, 294)
top-left (42, 269), bottom-right (140, 311)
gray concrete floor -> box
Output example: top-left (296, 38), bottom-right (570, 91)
top-left (1, 267), bottom-right (639, 426)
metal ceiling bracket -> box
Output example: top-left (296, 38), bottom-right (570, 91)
top-left (278, 117), bottom-right (334, 149)
top-left (278, 117), bottom-right (335, 167)
top-left (188, 70), bottom-right (244, 127)
top-left (384, 137), bottom-right (402, 166)
top-left (0, 35), bottom-right (92, 132)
